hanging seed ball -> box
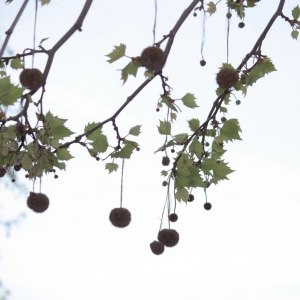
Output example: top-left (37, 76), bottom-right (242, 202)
top-left (0, 167), bottom-right (6, 177)
top-left (168, 213), bottom-right (178, 222)
top-left (204, 202), bottom-right (212, 210)
top-left (226, 12), bottom-right (232, 18)
top-left (236, 100), bottom-right (241, 105)
top-left (19, 68), bottom-right (44, 91)
top-left (238, 22), bottom-right (245, 28)
top-left (27, 192), bottom-right (49, 213)
top-left (162, 156), bottom-right (170, 166)
top-left (14, 164), bottom-right (22, 171)
top-left (188, 194), bottom-right (194, 202)
top-left (200, 60), bottom-right (206, 66)
top-left (16, 123), bottom-right (26, 136)
top-left (216, 67), bottom-right (239, 89)
top-left (221, 117), bottom-right (227, 123)
top-left (109, 207), bottom-right (131, 228)
top-left (150, 241), bottom-right (165, 255)
top-left (158, 229), bottom-right (179, 247)
top-left (140, 46), bottom-right (166, 72)
top-left (162, 181), bottom-right (168, 187)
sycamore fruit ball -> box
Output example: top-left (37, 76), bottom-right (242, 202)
top-left (19, 68), bottom-right (44, 91)
top-left (216, 67), bottom-right (239, 89)
top-left (27, 192), bottom-right (49, 213)
top-left (158, 229), bottom-right (179, 247)
top-left (150, 241), bottom-right (165, 255)
top-left (109, 207), bottom-right (131, 228)
top-left (140, 46), bottom-right (166, 72)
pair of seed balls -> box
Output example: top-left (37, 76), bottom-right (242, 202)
top-left (150, 228), bottom-right (180, 255)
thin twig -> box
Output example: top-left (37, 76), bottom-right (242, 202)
top-left (0, 0), bottom-right (30, 58)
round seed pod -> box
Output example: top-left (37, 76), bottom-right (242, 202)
top-left (168, 213), bottom-right (178, 222)
top-left (216, 67), bottom-right (239, 89)
top-left (19, 68), bottom-right (44, 91)
top-left (16, 123), bottom-right (26, 136)
top-left (27, 192), bottom-right (49, 213)
top-left (0, 167), bottom-right (6, 177)
top-left (200, 60), bottom-right (206, 66)
top-left (14, 164), bottom-right (22, 172)
top-left (162, 156), bottom-right (170, 166)
top-left (109, 207), bottom-right (131, 228)
top-left (150, 240), bottom-right (165, 255)
top-left (158, 229), bottom-right (179, 247)
top-left (188, 194), bottom-right (194, 202)
top-left (140, 47), bottom-right (166, 72)
top-left (204, 202), bottom-right (212, 210)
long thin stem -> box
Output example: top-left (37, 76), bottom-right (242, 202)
top-left (0, 0), bottom-right (30, 58)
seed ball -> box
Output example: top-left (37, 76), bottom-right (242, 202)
top-left (171, 149), bottom-right (175, 153)
top-left (162, 156), bottom-right (170, 166)
top-left (238, 22), bottom-right (245, 28)
top-left (15, 123), bottom-right (26, 136)
top-left (193, 12), bottom-right (197, 17)
top-left (0, 167), bottom-right (6, 177)
top-left (216, 67), bottom-right (239, 89)
top-left (109, 207), bottom-right (131, 228)
top-left (162, 181), bottom-right (168, 187)
top-left (200, 60), bottom-right (206, 66)
top-left (140, 47), bottom-right (166, 72)
top-left (150, 241), bottom-right (165, 255)
top-left (27, 192), bottom-right (49, 213)
top-left (236, 100), bottom-right (241, 105)
top-left (226, 12), bottom-right (232, 18)
top-left (12, 178), bottom-right (16, 182)
top-left (19, 68), bottom-right (44, 91)
top-left (204, 202), bottom-right (212, 210)
top-left (221, 117), bottom-right (227, 123)
top-left (158, 229), bottom-right (179, 247)
top-left (188, 194), bottom-right (194, 202)
top-left (14, 164), bottom-right (22, 172)
top-left (168, 213), bottom-right (178, 222)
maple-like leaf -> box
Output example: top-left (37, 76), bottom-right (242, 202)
top-left (106, 44), bottom-right (126, 63)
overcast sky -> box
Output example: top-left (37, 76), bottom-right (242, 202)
top-left (0, 1), bottom-right (300, 299)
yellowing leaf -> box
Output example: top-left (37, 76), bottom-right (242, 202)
top-left (206, 2), bottom-right (216, 16)
top-left (106, 44), bottom-right (126, 63)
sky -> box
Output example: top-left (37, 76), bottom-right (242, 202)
top-left (0, 0), bottom-right (300, 299)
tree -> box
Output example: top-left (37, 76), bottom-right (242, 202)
top-left (0, 0), bottom-right (299, 257)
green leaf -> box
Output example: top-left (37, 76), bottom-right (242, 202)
top-left (111, 143), bottom-right (135, 159)
top-left (144, 70), bottom-right (154, 79)
top-left (157, 120), bottom-right (171, 135)
top-left (154, 140), bottom-right (175, 154)
top-left (50, 139), bottom-right (59, 149)
top-left (181, 93), bottom-right (198, 108)
top-left (173, 133), bottom-right (188, 144)
top-left (175, 187), bottom-right (189, 203)
top-left (0, 60), bottom-right (4, 69)
top-left (21, 153), bottom-right (33, 170)
top-left (123, 139), bottom-right (139, 148)
top-left (220, 119), bottom-right (242, 142)
top-left (292, 5), bottom-right (300, 19)
top-left (246, 57), bottom-right (276, 86)
top-left (122, 61), bottom-right (141, 77)
top-left (201, 158), bottom-right (217, 174)
top-left (84, 122), bottom-right (102, 141)
top-left (161, 97), bottom-right (178, 112)
top-left (106, 44), bottom-right (126, 63)
top-left (0, 77), bottom-right (25, 106)
top-left (171, 112), bottom-right (177, 122)
top-left (161, 170), bottom-right (168, 177)
top-left (40, 0), bottom-right (51, 5)
top-left (92, 134), bottom-right (108, 153)
top-left (10, 58), bottom-right (23, 69)
top-left (189, 138), bottom-right (203, 159)
top-left (45, 111), bottom-right (67, 128)
top-left (291, 30), bottom-right (299, 40)
top-left (120, 72), bottom-right (128, 85)
top-left (105, 162), bottom-right (119, 174)
top-left (211, 141), bottom-right (226, 160)
top-left (129, 125), bottom-right (142, 136)
top-left (206, 2), bottom-right (216, 16)
top-left (39, 37), bottom-right (49, 45)
top-left (56, 148), bottom-right (74, 161)
top-left (188, 118), bottom-right (200, 132)
top-left (51, 125), bottom-right (74, 140)
top-left (220, 106), bottom-right (227, 113)
top-left (213, 160), bottom-right (234, 180)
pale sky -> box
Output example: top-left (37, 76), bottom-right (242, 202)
top-left (0, 1), bottom-right (300, 300)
